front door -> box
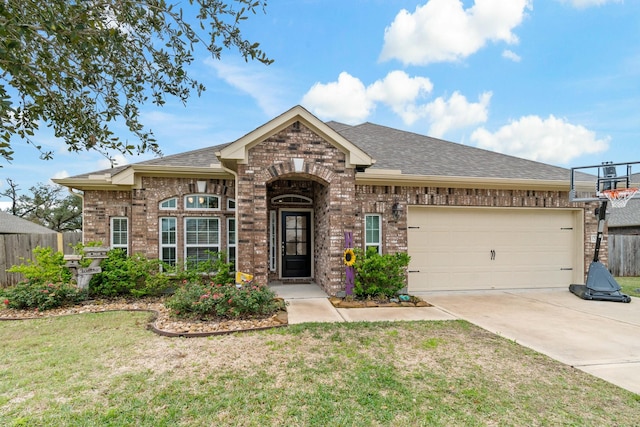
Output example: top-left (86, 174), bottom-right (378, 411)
top-left (281, 211), bottom-right (312, 277)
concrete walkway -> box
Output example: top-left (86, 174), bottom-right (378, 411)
top-left (271, 284), bottom-right (640, 395)
top-left (270, 283), bottom-right (456, 323)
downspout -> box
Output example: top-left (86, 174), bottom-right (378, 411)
top-left (68, 187), bottom-right (85, 246)
top-left (220, 163), bottom-right (239, 271)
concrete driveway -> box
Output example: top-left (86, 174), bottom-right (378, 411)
top-left (421, 288), bottom-right (640, 395)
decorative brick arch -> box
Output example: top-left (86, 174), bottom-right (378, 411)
top-left (259, 158), bottom-right (335, 185)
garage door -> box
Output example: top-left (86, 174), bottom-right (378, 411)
top-left (407, 207), bottom-right (583, 292)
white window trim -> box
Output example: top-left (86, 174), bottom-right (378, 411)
top-left (184, 217), bottom-right (220, 264)
top-left (269, 210), bottom-right (276, 272)
top-left (159, 217), bottom-right (177, 266)
top-left (227, 198), bottom-right (236, 210)
top-left (364, 214), bottom-right (382, 254)
top-left (159, 197), bottom-right (178, 210)
top-left (184, 194), bottom-right (220, 211)
top-left (227, 217), bottom-right (236, 268)
top-left (110, 217), bottom-right (128, 252)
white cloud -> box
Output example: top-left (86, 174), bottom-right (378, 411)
top-left (367, 71), bottom-right (433, 125)
top-left (302, 71), bottom-right (490, 135)
top-left (51, 170), bottom-right (70, 180)
top-left (470, 115), bottom-right (610, 164)
top-left (502, 49), bottom-right (522, 62)
top-left (425, 91), bottom-right (492, 138)
top-left (557, 0), bottom-right (622, 8)
top-left (380, 0), bottom-right (532, 65)
top-left (205, 58), bottom-right (289, 117)
top-left (301, 72), bottom-right (374, 124)
top-left (97, 154), bottom-right (129, 170)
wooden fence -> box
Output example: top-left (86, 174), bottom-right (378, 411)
top-left (0, 232), bottom-right (82, 287)
top-left (608, 234), bottom-right (640, 277)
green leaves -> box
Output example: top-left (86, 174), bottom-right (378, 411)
top-left (0, 0), bottom-right (272, 166)
top-left (353, 248), bottom-right (411, 298)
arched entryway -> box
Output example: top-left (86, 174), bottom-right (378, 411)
top-left (266, 175), bottom-right (330, 285)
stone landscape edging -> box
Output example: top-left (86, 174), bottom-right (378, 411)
top-left (0, 308), bottom-right (289, 338)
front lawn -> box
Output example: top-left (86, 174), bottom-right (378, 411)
top-left (1, 313), bottom-right (638, 426)
top-left (617, 276), bottom-right (640, 298)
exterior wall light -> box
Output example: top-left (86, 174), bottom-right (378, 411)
top-left (392, 200), bottom-right (402, 220)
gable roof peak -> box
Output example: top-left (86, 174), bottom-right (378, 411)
top-left (217, 105), bottom-right (373, 169)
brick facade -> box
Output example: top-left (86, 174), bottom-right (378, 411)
top-left (83, 177), bottom-right (236, 260)
top-left (80, 121), bottom-right (601, 296)
top-left (235, 122), bottom-right (356, 295)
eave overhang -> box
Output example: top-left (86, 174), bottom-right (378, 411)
top-left (53, 164), bottom-right (231, 191)
top-left (356, 169), bottom-right (589, 192)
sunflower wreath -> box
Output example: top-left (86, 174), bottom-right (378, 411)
top-left (343, 248), bottom-right (356, 267)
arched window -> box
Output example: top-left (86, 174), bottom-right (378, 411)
top-left (159, 197), bottom-right (177, 210)
top-left (271, 194), bottom-right (313, 205)
top-left (185, 195), bottom-right (220, 210)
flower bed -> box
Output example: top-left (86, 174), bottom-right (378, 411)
top-left (329, 295), bottom-right (431, 308)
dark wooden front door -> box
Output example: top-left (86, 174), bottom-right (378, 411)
top-left (281, 211), bottom-right (311, 277)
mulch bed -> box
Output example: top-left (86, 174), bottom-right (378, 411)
top-left (329, 295), bottom-right (431, 308)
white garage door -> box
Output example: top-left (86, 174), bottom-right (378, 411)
top-left (407, 207), bottom-right (583, 292)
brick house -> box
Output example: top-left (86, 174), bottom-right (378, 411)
top-left (54, 105), bottom-right (601, 296)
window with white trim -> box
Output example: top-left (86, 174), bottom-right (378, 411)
top-left (185, 217), bottom-right (219, 266)
top-left (185, 195), bottom-right (219, 210)
top-left (364, 214), bottom-right (381, 254)
top-left (227, 198), bottom-right (236, 210)
top-left (160, 217), bottom-right (177, 266)
top-left (111, 217), bottom-right (128, 253)
top-left (269, 210), bottom-right (276, 272)
top-left (159, 198), bottom-right (177, 210)
top-left (227, 217), bottom-right (236, 270)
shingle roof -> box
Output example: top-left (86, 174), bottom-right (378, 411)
top-left (330, 122), bottom-right (576, 181)
top-left (69, 145), bottom-right (227, 179)
top-left (608, 199), bottom-right (640, 227)
top-left (66, 114), bottom-right (585, 184)
top-left (607, 174), bottom-right (640, 227)
top-left (0, 212), bottom-right (57, 234)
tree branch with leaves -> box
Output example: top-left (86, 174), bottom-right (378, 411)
top-left (0, 0), bottom-right (271, 165)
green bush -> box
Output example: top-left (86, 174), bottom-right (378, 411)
top-left (352, 247), bottom-right (410, 298)
top-left (88, 250), bottom-right (170, 298)
top-left (1, 282), bottom-right (87, 311)
top-left (178, 251), bottom-right (236, 286)
top-left (166, 281), bottom-right (285, 319)
top-left (6, 246), bottom-right (72, 285)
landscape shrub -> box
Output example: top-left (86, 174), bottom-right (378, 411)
top-left (352, 247), bottom-right (410, 298)
top-left (1, 282), bottom-right (87, 311)
top-left (6, 246), bottom-right (72, 285)
top-left (175, 251), bottom-right (236, 286)
top-left (166, 281), bottom-right (285, 319)
top-left (88, 249), bottom-right (170, 298)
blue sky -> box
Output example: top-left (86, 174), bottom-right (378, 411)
top-left (2, 0), bottom-right (639, 207)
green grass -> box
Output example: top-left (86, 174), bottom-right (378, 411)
top-left (617, 276), bottom-right (640, 297)
top-left (1, 313), bottom-right (639, 426)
